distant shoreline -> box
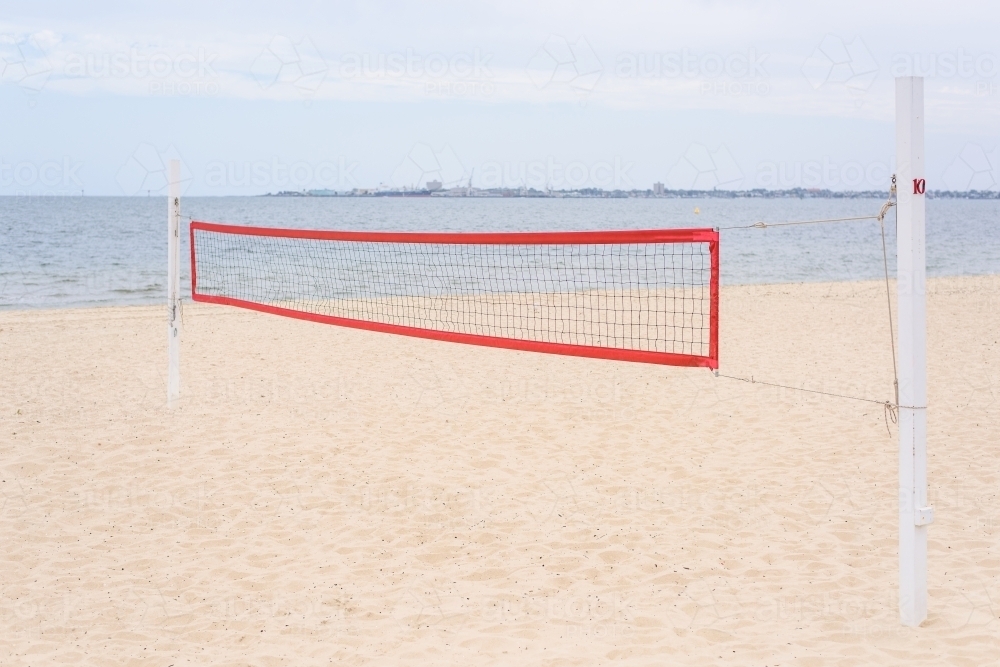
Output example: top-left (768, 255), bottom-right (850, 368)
top-left (264, 188), bottom-right (1000, 200)
top-left (3, 190), bottom-right (997, 200)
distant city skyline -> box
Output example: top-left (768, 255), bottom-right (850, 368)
top-left (2, 0), bottom-right (998, 195)
top-left (264, 186), bottom-right (1000, 199)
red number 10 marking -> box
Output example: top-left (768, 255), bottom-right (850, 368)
top-left (913, 178), bottom-right (926, 194)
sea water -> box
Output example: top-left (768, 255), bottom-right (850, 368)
top-left (1, 196), bottom-right (997, 309)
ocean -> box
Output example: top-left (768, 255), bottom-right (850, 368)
top-left (1, 196), bottom-right (998, 310)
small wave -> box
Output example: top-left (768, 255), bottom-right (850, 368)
top-left (111, 285), bottom-right (161, 294)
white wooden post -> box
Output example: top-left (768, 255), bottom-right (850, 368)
top-left (167, 160), bottom-right (181, 406)
top-left (896, 76), bottom-right (932, 627)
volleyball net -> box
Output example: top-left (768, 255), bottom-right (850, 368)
top-left (189, 222), bottom-right (719, 369)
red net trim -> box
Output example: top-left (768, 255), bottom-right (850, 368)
top-left (190, 221), bottom-right (719, 369)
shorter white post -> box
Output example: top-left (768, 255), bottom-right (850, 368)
top-left (896, 76), bottom-right (931, 627)
top-left (167, 160), bottom-right (181, 406)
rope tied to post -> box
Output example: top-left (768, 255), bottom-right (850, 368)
top-left (714, 184), bottom-right (906, 437)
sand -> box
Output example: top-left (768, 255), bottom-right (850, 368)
top-left (1, 275), bottom-right (998, 665)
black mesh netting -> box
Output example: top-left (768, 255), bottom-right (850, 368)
top-left (192, 228), bottom-right (713, 358)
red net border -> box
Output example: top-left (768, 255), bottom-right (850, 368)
top-left (190, 221), bottom-right (720, 370)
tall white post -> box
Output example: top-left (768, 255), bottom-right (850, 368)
top-left (896, 76), bottom-right (931, 627)
top-left (167, 160), bottom-right (181, 406)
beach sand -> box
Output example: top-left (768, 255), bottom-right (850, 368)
top-left (2, 275), bottom-right (998, 665)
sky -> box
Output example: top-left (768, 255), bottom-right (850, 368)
top-left (1, 0), bottom-right (999, 195)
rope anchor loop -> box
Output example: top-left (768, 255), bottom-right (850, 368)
top-left (715, 185), bottom-right (902, 438)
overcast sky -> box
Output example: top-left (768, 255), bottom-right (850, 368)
top-left (2, 0), bottom-right (998, 195)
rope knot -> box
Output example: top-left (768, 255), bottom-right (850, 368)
top-left (877, 199), bottom-right (895, 222)
top-left (883, 401), bottom-right (898, 436)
